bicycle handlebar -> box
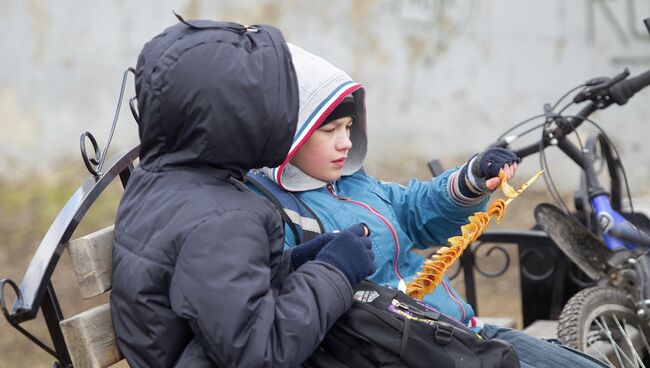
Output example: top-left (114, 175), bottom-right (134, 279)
top-left (498, 69), bottom-right (650, 161)
top-left (610, 69), bottom-right (650, 105)
top-left (510, 103), bottom-right (598, 160)
top-left (573, 68), bottom-right (630, 104)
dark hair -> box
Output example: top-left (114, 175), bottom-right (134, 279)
top-left (322, 95), bottom-right (355, 125)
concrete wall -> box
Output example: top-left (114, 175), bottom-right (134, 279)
top-left (1, 0), bottom-right (650, 194)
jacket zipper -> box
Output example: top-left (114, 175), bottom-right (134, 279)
top-left (390, 299), bottom-right (441, 321)
top-left (440, 278), bottom-right (467, 322)
top-left (326, 183), bottom-right (468, 322)
top-left (356, 299), bottom-right (475, 338)
top-left (327, 183), bottom-right (404, 279)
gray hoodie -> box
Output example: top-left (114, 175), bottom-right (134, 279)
top-left (263, 43), bottom-right (368, 191)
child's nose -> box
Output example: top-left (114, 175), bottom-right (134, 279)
top-left (336, 132), bottom-right (352, 151)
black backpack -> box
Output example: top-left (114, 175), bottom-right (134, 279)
top-left (305, 281), bottom-right (520, 368)
top-left (245, 172), bottom-right (520, 367)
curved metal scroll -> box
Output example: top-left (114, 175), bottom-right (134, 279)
top-left (0, 278), bottom-right (58, 358)
top-left (520, 246), bottom-right (557, 281)
top-left (448, 231), bottom-right (550, 282)
top-left (81, 67), bottom-right (137, 177)
top-left (472, 242), bottom-right (511, 278)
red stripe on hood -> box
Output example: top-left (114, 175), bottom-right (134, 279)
top-left (276, 84), bottom-right (361, 190)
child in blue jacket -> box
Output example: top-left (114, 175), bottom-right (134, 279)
top-left (260, 43), bottom-right (608, 368)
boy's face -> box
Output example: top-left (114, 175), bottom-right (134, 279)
top-left (291, 116), bottom-right (353, 183)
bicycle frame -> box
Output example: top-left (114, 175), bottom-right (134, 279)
top-left (577, 133), bottom-right (642, 251)
top-left (592, 194), bottom-right (637, 250)
top-left (565, 131), bottom-right (649, 251)
top-left (512, 98), bottom-right (650, 254)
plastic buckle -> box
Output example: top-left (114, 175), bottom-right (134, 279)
top-left (434, 322), bottom-right (454, 346)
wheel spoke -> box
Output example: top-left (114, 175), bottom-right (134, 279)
top-left (638, 321), bottom-right (650, 357)
top-left (589, 341), bottom-right (616, 367)
top-left (623, 318), bottom-right (646, 368)
top-left (559, 287), bottom-right (649, 368)
top-left (613, 316), bottom-right (644, 368)
top-left (595, 316), bottom-right (631, 367)
top-left (586, 326), bottom-right (615, 365)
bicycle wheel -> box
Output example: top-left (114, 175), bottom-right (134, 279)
top-left (558, 286), bottom-right (650, 368)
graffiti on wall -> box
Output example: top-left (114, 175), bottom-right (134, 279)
top-left (587, 0), bottom-right (650, 65)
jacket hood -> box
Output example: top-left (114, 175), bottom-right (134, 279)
top-left (134, 18), bottom-right (298, 177)
top-left (262, 43), bottom-right (367, 191)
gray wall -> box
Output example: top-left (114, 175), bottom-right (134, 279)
top-left (2, 0), bottom-right (650, 194)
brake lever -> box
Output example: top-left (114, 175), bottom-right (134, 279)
top-left (602, 68), bottom-right (631, 88)
top-left (573, 68), bottom-right (630, 104)
top-left (585, 77), bottom-right (609, 87)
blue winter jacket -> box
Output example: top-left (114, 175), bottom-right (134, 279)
top-left (283, 169), bottom-right (489, 325)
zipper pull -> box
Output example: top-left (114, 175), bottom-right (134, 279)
top-left (391, 299), bottom-right (408, 309)
top-left (391, 299), bottom-right (441, 320)
top-left (327, 183), bottom-right (336, 196)
top-left (327, 183), bottom-right (349, 200)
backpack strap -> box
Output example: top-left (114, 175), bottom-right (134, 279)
top-left (245, 171), bottom-right (323, 243)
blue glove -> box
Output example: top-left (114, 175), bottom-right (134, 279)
top-left (458, 147), bottom-right (519, 197)
top-left (315, 224), bottom-right (376, 286)
top-left (291, 232), bottom-right (338, 270)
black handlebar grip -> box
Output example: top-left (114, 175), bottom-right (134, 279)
top-left (610, 69), bottom-right (650, 105)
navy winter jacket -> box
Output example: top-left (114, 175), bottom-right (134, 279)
top-left (110, 19), bottom-right (353, 367)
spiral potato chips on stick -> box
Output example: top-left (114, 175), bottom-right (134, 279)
top-left (406, 169), bottom-right (544, 300)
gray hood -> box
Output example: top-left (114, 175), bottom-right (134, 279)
top-left (262, 43), bottom-right (367, 191)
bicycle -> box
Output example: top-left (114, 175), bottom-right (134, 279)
top-left (489, 19), bottom-right (650, 367)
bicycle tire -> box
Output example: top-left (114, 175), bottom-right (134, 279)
top-left (558, 286), bottom-right (650, 368)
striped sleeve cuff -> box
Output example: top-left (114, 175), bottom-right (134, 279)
top-left (447, 165), bottom-right (488, 207)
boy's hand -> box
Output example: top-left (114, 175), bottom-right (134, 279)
top-left (451, 147), bottom-right (520, 203)
top-left (315, 224), bottom-right (376, 286)
top-left (469, 147), bottom-right (520, 193)
top-left (290, 232), bottom-right (338, 270)
top-left (485, 162), bottom-right (518, 190)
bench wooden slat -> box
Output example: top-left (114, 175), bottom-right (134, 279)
top-left (66, 226), bottom-right (114, 299)
top-left (60, 303), bottom-right (123, 368)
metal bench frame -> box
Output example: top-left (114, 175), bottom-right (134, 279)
top-left (1, 146), bottom-right (139, 368)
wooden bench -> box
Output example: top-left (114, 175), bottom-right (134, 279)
top-left (60, 225), bottom-right (125, 368)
